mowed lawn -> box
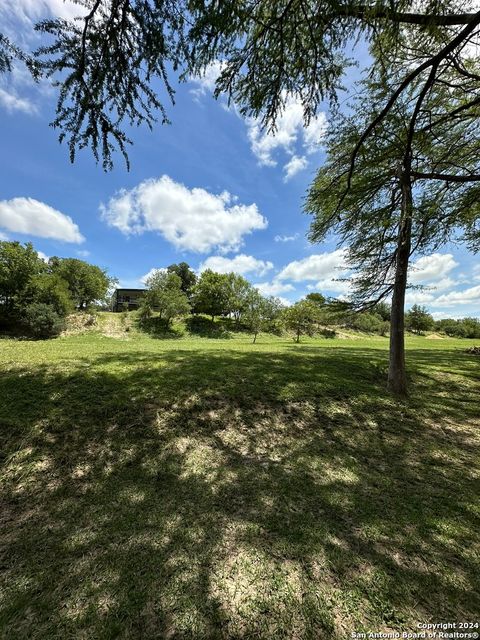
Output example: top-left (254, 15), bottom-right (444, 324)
top-left (0, 321), bottom-right (479, 639)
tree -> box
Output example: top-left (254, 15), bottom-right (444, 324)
top-left (305, 292), bottom-right (326, 308)
top-left (21, 273), bottom-right (74, 317)
top-left (167, 262), bottom-right (197, 297)
top-left (192, 270), bottom-right (231, 322)
top-left (226, 273), bottom-right (252, 324)
top-left (306, 65), bottom-right (480, 393)
top-left (373, 302), bottom-right (392, 322)
top-left (2, 1), bottom-right (479, 169)
top-left (49, 258), bottom-right (114, 309)
top-left (243, 290), bottom-right (283, 343)
top-left (0, 241), bottom-right (44, 311)
top-left (23, 302), bottom-right (65, 339)
top-left (284, 299), bottom-right (320, 343)
top-left (143, 270), bottom-right (190, 325)
top-left (405, 305), bottom-right (434, 334)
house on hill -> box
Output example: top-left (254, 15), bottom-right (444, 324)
top-left (111, 288), bottom-right (146, 311)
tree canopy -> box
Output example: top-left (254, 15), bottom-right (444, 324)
top-left (1, 1), bottom-right (479, 169)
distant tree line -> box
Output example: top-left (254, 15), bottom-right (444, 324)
top-left (139, 263), bottom-right (479, 342)
top-left (0, 241), bottom-right (116, 338)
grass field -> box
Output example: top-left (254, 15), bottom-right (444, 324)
top-left (1, 315), bottom-right (479, 639)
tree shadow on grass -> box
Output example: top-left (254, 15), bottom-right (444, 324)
top-left (0, 346), bottom-right (479, 638)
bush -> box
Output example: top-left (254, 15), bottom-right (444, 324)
top-left (23, 303), bottom-right (65, 338)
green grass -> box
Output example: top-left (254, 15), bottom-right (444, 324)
top-left (1, 316), bottom-right (479, 639)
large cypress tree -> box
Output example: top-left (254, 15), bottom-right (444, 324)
top-left (306, 60), bottom-right (480, 393)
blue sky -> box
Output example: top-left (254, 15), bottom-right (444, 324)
top-left (0, 0), bottom-right (479, 318)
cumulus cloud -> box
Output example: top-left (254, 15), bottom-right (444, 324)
top-left (189, 60), bottom-right (225, 98)
top-left (408, 253), bottom-right (458, 285)
top-left (0, 88), bottom-right (37, 115)
top-left (283, 155), bottom-right (308, 181)
top-left (255, 280), bottom-right (295, 296)
top-left (101, 175), bottom-right (267, 254)
top-left (246, 94), bottom-right (327, 178)
top-left (277, 250), bottom-right (347, 282)
top-left (199, 254), bottom-right (273, 276)
top-left (140, 267), bottom-right (167, 284)
top-left (37, 250), bottom-right (49, 262)
top-left (1, 0), bottom-right (84, 22)
top-left (0, 197), bottom-right (84, 243)
top-left (274, 233), bottom-right (299, 243)
top-left (433, 285), bottom-right (480, 308)
top-left (247, 95), bottom-right (327, 167)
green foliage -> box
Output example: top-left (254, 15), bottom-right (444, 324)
top-left (405, 304), bottom-right (434, 334)
top-left (167, 262), bottom-right (197, 296)
top-left (49, 258), bottom-right (114, 309)
top-left (143, 270), bottom-right (191, 325)
top-left (0, 241), bottom-right (45, 310)
top-left (373, 302), bottom-right (391, 322)
top-left (284, 299), bottom-right (320, 342)
top-left (436, 317), bottom-right (480, 339)
top-left (305, 292), bottom-right (326, 307)
top-left (0, 241), bottom-right (117, 339)
top-left (21, 273), bottom-right (74, 317)
top-left (192, 270), bottom-right (231, 320)
top-left (242, 290), bottom-right (284, 343)
top-left (23, 302), bottom-right (65, 338)
top-left (346, 312), bottom-right (387, 335)
top-left (3, 0), bottom-right (475, 170)
top-left (226, 273), bottom-right (252, 323)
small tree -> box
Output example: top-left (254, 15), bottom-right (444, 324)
top-left (226, 273), bottom-right (252, 325)
top-left (243, 290), bottom-right (282, 343)
top-left (23, 302), bottom-right (65, 338)
top-left (405, 304), bottom-right (434, 334)
top-left (144, 270), bottom-right (190, 326)
top-left (192, 270), bottom-right (231, 322)
top-left (0, 241), bottom-right (45, 311)
top-left (284, 300), bottom-right (320, 343)
top-left (21, 273), bottom-right (74, 317)
top-left (167, 262), bottom-right (197, 298)
top-left (305, 292), bottom-right (326, 308)
top-left (49, 257), bottom-right (114, 309)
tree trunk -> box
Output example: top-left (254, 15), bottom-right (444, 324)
top-left (253, 331), bottom-right (257, 344)
top-left (388, 169), bottom-right (413, 395)
top-left (296, 328), bottom-right (300, 343)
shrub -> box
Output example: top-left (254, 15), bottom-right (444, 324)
top-left (23, 303), bottom-right (65, 338)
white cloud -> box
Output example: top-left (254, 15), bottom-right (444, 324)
top-left (140, 267), bottom-right (167, 284)
top-left (0, 231), bottom-right (8, 241)
top-left (1, 0), bottom-right (84, 22)
top-left (199, 254), bottom-right (273, 277)
top-left (255, 280), bottom-right (295, 296)
top-left (246, 94), bottom-right (327, 178)
top-left (433, 285), bottom-right (480, 308)
top-left (277, 250), bottom-right (347, 282)
top-left (189, 60), bottom-right (225, 98)
top-left (283, 155), bottom-right (308, 181)
top-left (101, 175), bottom-right (267, 254)
top-left (37, 251), bottom-right (49, 262)
top-left (274, 233), bottom-right (299, 243)
top-left (0, 197), bottom-right (84, 243)
top-left (405, 290), bottom-right (435, 305)
top-left (0, 88), bottom-right (37, 115)
top-left (408, 253), bottom-right (458, 285)
top-left (189, 69), bottom-right (325, 177)
top-left (76, 249), bottom-right (90, 258)
top-left (431, 311), bottom-right (467, 320)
